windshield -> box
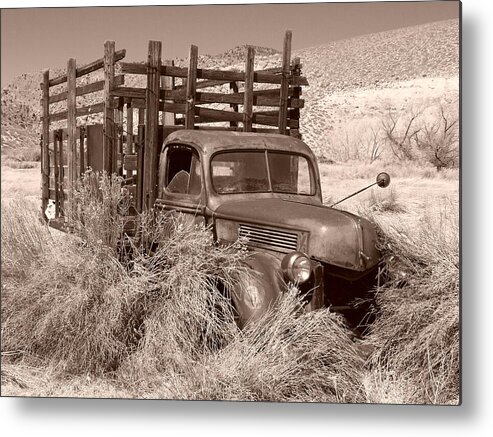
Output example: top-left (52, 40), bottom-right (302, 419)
top-left (211, 151), bottom-right (315, 195)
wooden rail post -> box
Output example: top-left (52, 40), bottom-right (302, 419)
top-left (41, 70), bottom-right (50, 214)
top-left (53, 130), bottom-right (59, 218)
top-left (229, 82), bottom-right (239, 128)
top-left (278, 30), bottom-right (292, 135)
top-left (243, 46), bottom-right (255, 132)
top-left (162, 60), bottom-right (176, 127)
top-left (290, 57), bottom-right (302, 139)
top-left (185, 45), bottom-right (198, 129)
top-left (67, 57), bottom-right (77, 212)
top-left (143, 40), bottom-right (161, 210)
top-left (115, 97), bottom-right (124, 176)
top-left (126, 98), bottom-right (134, 180)
top-left (103, 40), bottom-right (116, 174)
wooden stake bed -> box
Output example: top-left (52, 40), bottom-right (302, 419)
top-left (40, 31), bottom-right (308, 223)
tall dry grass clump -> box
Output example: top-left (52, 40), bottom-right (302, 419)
top-left (1, 198), bottom-right (53, 278)
top-left (363, 206), bottom-right (459, 404)
top-left (154, 288), bottom-right (365, 402)
top-left (69, 170), bottom-right (131, 250)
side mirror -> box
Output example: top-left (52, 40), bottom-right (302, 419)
top-left (330, 172), bottom-right (392, 207)
top-left (376, 172), bottom-right (391, 188)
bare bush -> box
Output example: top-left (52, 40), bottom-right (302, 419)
top-left (415, 104), bottom-right (459, 171)
top-left (381, 108), bottom-right (422, 161)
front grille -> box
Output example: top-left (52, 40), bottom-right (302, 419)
top-left (238, 224), bottom-right (298, 253)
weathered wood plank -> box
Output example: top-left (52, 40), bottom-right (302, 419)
top-left (243, 46), bottom-right (254, 132)
top-left (53, 128), bottom-right (59, 217)
top-left (278, 30), bottom-right (292, 135)
top-left (115, 97), bottom-right (124, 175)
top-left (159, 102), bottom-right (186, 114)
top-left (49, 75), bottom-right (124, 104)
top-left (230, 82), bottom-right (238, 128)
top-left (123, 154), bottom-right (138, 171)
top-left (162, 59), bottom-right (176, 127)
top-left (49, 49), bottom-right (126, 87)
top-left (67, 57), bottom-right (77, 206)
top-left (143, 40), bottom-right (161, 210)
top-left (185, 45), bottom-right (198, 129)
top-left (111, 86), bottom-right (146, 100)
top-left (58, 130), bottom-right (64, 214)
top-left (48, 127), bottom-right (81, 143)
top-left (49, 103), bottom-right (104, 122)
top-left (103, 40), bottom-right (116, 174)
top-left (41, 70), bottom-right (50, 213)
top-left (120, 62), bottom-right (308, 85)
top-left (191, 107), bottom-right (298, 128)
top-left (136, 125), bottom-right (145, 212)
top-left (160, 89), bottom-right (301, 107)
top-left (79, 126), bottom-right (85, 175)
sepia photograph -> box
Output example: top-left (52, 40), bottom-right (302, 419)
top-left (1, 0), bottom-right (460, 408)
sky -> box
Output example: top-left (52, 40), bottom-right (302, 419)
top-left (1, 1), bottom-right (459, 87)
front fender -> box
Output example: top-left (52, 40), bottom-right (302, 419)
top-left (232, 251), bottom-right (285, 327)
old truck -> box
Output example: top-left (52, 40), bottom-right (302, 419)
top-left (40, 32), bottom-right (388, 331)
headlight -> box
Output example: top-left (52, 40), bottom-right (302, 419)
top-left (281, 251), bottom-right (312, 284)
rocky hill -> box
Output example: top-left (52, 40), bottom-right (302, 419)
top-left (1, 18), bottom-right (459, 162)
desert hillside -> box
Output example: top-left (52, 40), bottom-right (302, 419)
top-left (1, 18), bottom-right (459, 161)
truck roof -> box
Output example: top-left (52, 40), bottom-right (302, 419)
top-left (162, 130), bottom-right (316, 159)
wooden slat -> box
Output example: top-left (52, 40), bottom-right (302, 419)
top-left (174, 66), bottom-right (284, 91)
top-left (126, 100), bottom-right (134, 179)
top-left (53, 128), bottom-right (59, 218)
top-left (120, 62), bottom-right (308, 86)
top-left (48, 127), bottom-right (81, 143)
top-left (162, 59), bottom-right (176, 127)
top-left (111, 86), bottom-right (146, 100)
top-left (143, 40), bottom-right (161, 210)
top-left (103, 40), bottom-right (116, 174)
top-left (230, 82), bottom-right (238, 128)
top-left (136, 125), bottom-right (145, 211)
top-left (290, 56), bottom-right (302, 139)
top-left (67, 57), bottom-right (77, 205)
top-left (79, 126), bottom-right (85, 175)
top-left (49, 102), bottom-right (105, 122)
top-left (185, 45), bottom-right (198, 129)
top-left (49, 74), bottom-right (124, 104)
top-left (243, 46), bottom-right (254, 132)
top-left (41, 70), bottom-right (50, 213)
top-left (115, 97), bottom-right (124, 175)
top-left (123, 154), bottom-right (138, 171)
top-left (157, 88), bottom-right (301, 107)
top-left (159, 102), bottom-right (187, 114)
top-left (190, 107), bottom-right (298, 128)
top-left (58, 130), bottom-right (64, 214)
top-left (49, 49), bottom-right (126, 87)
top-left (278, 30), bottom-right (292, 135)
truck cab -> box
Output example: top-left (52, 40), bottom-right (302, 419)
top-left (156, 130), bottom-right (383, 330)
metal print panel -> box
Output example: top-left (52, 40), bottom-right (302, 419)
top-left (1, 1), bottom-right (460, 405)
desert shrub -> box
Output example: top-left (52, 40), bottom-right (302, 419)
top-left (1, 198), bottom-right (53, 278)
top-left (363, 188), bottom-right (406, 214)
top-left (1, 210), bottom-right (131, 374)
top-left (364, 207), bottom-right (459, 404)
top-left (1, 195), bottom-right (251, 377)
top-left (69, 170), bottom-right (131, 251)
top-left (120, 287), bottom-right (365, 403)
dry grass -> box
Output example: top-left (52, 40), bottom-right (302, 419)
top-left (1, 166), bottom-right (459, 404)
top-left (362, 207), bottom-right (459, 405)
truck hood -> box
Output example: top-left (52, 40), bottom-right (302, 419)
top-left (214, 198), bottom-right (380, 273)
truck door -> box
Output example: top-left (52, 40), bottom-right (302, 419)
top-left (155, 143), bottom-right (206, 227)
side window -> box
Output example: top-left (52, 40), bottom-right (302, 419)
top-left (165, 145), bottom-right (202, 196)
